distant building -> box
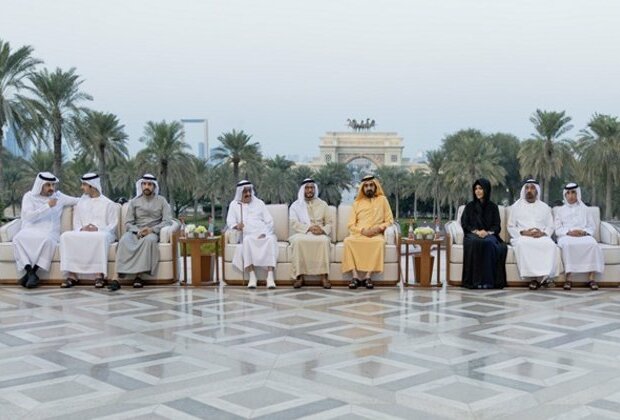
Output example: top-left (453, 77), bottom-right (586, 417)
top-left (3, 126), bottom-right (31, 159)
top-left (181, 119), bottom-right (209, 160)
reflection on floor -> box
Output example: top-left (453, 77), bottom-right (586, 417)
top-left (2, 284), bottom-right (620, 419)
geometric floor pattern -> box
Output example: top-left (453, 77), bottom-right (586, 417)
top-left (2, 284), bottom-right (620, 419)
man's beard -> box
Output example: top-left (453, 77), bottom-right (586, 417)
top-left (364, 189), bottom-right (375, 198)
top-left (143, 189), bottom-right (152, 196)
top-left (304, 193), bottom-right (314, 200)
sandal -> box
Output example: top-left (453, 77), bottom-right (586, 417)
top-left (528, 280), bottom-right (539, 290)
top-left (588, 281), bottom-right (599, 291)
top-left (563, 281), bottom-right (572, 291)
top-left (60, 277), bottom-right (79, 288)
top-left (133, 277), bottom-right (144, 288)
top-left (94, 278), bottom-right (106, 289)
top-left (348, 278), bottom-right (360, 289)
top-left (364, 278), bottom-right (374, 289)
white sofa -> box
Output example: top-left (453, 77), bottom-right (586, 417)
top-left (223, 204), bottom-right (400, 287)
top-left (445, 205), bottom-right (620, 287)
top-left (0, 203), bottom-right (180, 285)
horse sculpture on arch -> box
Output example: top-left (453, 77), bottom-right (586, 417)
top-left (346, 118), bottom-right (376, 132)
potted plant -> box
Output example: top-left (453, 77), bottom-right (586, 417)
top-left (185, 224), bottom-right (196, 238)
top-left (195, 225), bottom-right (207, 238)
top-left (414, 226), bottom-right (434, 240)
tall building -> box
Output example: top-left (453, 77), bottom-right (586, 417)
top-left (181, 119), bottom-right (209, 160)
top-left (3, 126), bottom-right (31, 159)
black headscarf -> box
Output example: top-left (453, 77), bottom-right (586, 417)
top-left (461, 178), bottom-right (501, 235)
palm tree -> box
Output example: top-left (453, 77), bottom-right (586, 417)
top-left (1, 150), bottom-right (29, 216)
top-left (22, 67), bottom-right (92, 179)
top-left (577, 113), bottom-right (620, 218)
top-left (442, 134), bottom-right (507, 194)
top-left (375, 165), bottom-right (411, 219)
top-left (109, 156), bottom-right (140, 201)
top-left (526, 109), bottom-right (573, 202)
top-left (73, 110), bottom-right (128, 194)
top-left (0, 39), bottom-right (42, 191)
top-left (487, 132), bottom-right (521, 204)
top-left (518, 139), bottom-right (574, 204)
top-left (211, 129), bottom-right (262, 181)
top-left (423, 150), bottom-right (446, 218)
top-left (314, 163), bottom-right (353, 206)
top-left (291, 165), bottom-right (315, 185)
top-left (137, 120), bottom-right (191, 200)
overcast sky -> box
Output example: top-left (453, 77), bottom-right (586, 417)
top-left (3, 0), bottom-right (619, 160)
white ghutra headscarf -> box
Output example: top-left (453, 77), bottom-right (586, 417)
top-left (518, 178), bottom-right (542, 202)
top-left (233, 180), bottom-right (256, 202)
top-left (81, 173), bottom-right (102, 194)
top-left (31, 172), bottom-right (59, 195)
top-left (290, 178), bottom-right (318, 226)
top-left (135, 174), bottom-right (159, 197)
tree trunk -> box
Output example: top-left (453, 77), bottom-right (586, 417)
top-left (413, 192), bottom-right (418, 219)
top-left (160, 164), bottom-right (168, 200)
top-left (395, 195), bottom-right (400, 220)
top-left (193, 199), bottom-right (199, 223)
top-left (0, 130), bottom-right (5, 192)
top-left (98, 144), bottom-right (106, 194)
top-left (591, 184), bottom-right (597, 206)
top-left (605, 171), bottom-right (612, 219)
top-left (210, 193), bottom-right (216, 219)
top-left (53, 129), bottom-right (63, 180)
top-left (542, 177), bottom-right (549, 204)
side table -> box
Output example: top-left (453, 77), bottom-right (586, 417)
top-left (399, 234), bottom-right (451, 287)
top-left (174, 234), bottom-right (222, 287)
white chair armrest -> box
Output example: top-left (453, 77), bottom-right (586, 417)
top-left (600, 222), bottom-right (619, 245)
top-left (159, 220), bottom-right (180, 243)
top-left (445, 221), bottom-right (464, 245)
top-left (384, 223), bottom-right (400, 245)
top-left (226, 229), bottom-right (240, 244)
top-left (0, 219), bottom-right (22, 242)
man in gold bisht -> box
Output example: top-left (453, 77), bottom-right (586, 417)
top-left (289, 178), bottom-right (333, 289)
top-left (342, 175), bottom-right (394, 289)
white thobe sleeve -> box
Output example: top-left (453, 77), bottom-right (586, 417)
top-left (507, 206), bottom-right (522, 239)
top-left (72, 201), bottom-right (84, 232)
top-left (226, 201), bottom-right (240, 230)
top-left (58, 191), bottom-right (80, 207)
top-left (21, 194), bottom-right (54, 223)
top-left (585, 207), bottom-right (596, 236)
top-left (103, 202), bottom-right (118, 239)
top-left (542, 207), bottom-right (554, 237)
top-left (554, 208), bottom-right (568, 237)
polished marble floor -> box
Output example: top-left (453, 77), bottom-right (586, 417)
top-left (2, 282), bottom-right (620, 419)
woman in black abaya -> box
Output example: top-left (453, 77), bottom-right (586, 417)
top-left (461, 178), bottom-right (507, 289)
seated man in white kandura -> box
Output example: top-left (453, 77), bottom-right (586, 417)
top-left (59, 173), bottom-right (117, 289)
top-left (289, 178), bottom-right (333, 289)
top-left (555, 182), bottom-right (604, 291)
top-left (13, 172), bottom-right (79, 288)
top-left (226, 180), bottom-right (278, 289)
top-left (507, 179), bottom-right (557, 290)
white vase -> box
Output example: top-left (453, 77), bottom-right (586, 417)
top-left (187, 232), bottom-right (195, 238)
top-left (198, 232), bottom-right (206, 239)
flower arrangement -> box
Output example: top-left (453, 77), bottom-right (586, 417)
top-left (414, 226), bottom-right (434, 239)
top-left (195, 225), bottom-right (207, 234)
top-left (185, 224), bottom-right (196, 235)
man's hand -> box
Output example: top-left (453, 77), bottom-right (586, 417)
top-left (309, 225), bottom-right (324, 235)
top-left (362, 226), bottom-right (383, 237)
top-left (138, 227), bottom-right (152, 238)
top-left (567, 229), bottom-right (587, 237)
top-left (258, 233), bottom-right (266, 239)
top-left (235, 222), bottom-right (244, 231)
top-left (474, 229), bottom-right (488, 238)
top-left (48, 198), bottom-right (58, 208)
top-left (80, 224), bottom-right (98, 232)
